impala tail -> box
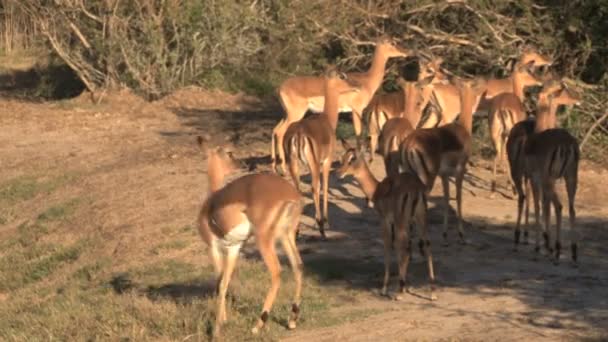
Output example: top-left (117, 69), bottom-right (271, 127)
top-left (547, 143), bottom-right (580, 178)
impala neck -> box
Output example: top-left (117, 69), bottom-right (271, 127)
top-left (535, 95), bottom-right (559, 133)
top-left (353, 163), bottom-right (379, 202)
top-left (366, 49), bottom-right (389, 94)
top-left (323, 81), bottom-right (341, 130)
top-left (459, 96), bottom-right (475, 135)
top-left (208, 155), bottom-right (225, 193)
top-left (511, 75), bottom-right (525, 102)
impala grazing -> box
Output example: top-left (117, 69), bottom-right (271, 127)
top-left (338, 139), bottom-right (436, 301)
top-left (283, 67), bottom-right (361, 239)
top-left (196, 136), bottom-right (304, 337)
top-left (399, 77), bottom-right (487, 244)
top-left (272, 37), bottom-right (411, 174)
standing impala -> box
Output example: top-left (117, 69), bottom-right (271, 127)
top-left (196, 136), bottom-right (304, 337)
top-left (271, 37), bottom-right (411, 174)
top-left (399, 77), bottom-right (487, 244)
top-left (377, 75), bottom-right (435, 176)
top-left (424, 49), bottom-right (551, 128)
top-left (367, 57), bottom-right (446, 161)
top-left (283, 67), bottom-right (361, 239)
top-left (507, 81), bottom-right (581, 264)
top-left (487, 61), bottom-right (543, 193)
top-left (337, 140), bottom-right (436, 301)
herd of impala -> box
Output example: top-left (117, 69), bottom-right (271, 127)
top-left (195, 37), bottom-right (583, 337)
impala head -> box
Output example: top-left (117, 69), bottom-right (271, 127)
top-left (337, 139), bottom-right (366, 179)
top-left (197, 134), bottom-right (240, 179)
top-left (549, 86), bottom-right (582, 107)
top-left (505, 46), bottom-right (553, 72)
top-left (513, 60), bottom-right (543, 88)
top-left (324, 66), bottom-right (361, 94)
top-left (376, 36), bottom-right (411, 59)
top-left (520, 45), bottom-right (553, 67)
top-left (419, 56), bottom-right (447, 82)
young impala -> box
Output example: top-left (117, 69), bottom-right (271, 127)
top-left (272, 37), bottom-right (411, 174)
top-left (283, 66), bottom-right (361, 239)
top-left (196, 136), bottom-right (304, 338)
top-left (337, 139), bottom-right (436, 301)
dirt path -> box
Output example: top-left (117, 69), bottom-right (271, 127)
top-left (1, 91), bottom-right (607, 341)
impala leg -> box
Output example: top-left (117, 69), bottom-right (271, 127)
top-left (455, 170), bottom-right (466, 244)
top-left (415, 195), bottom-right (436, 300)
top-left (352, 110), bottom-right (363, 151)
top-left (271, 119), bottom-right (284, 173)
top-left (545, 179), bottom-right (562, 264)
top-left (513, 175), bottom-right (525, 251)
top-left (288, 156), bottom-right (301, 194)
top-left (214, 244), bottom-right (240, 339)
top-left (380, 219), bottom-right (392, 297)
top-left (565, 169), bottom-right (578, 265)
top-left (541, 180), bottom-right (554, 256)
top-left (530, 178), bottom-right (542, 257)
top-left (321, 159), bottom-right (331, 232)
top-left (280, 218), bottom-right (303, 329)
top-left (252, 236), bottom-right (281, 334)
top-left (491, 139), bottom-right (500, 194)
top-left (395, 208), bottom-right (411, 299)
top-left (368, 110), bottom-right (379, 163)
top-left (441, 175), bottom-right (450, 245)
top-left (523, 178), bottom-right (531, 244)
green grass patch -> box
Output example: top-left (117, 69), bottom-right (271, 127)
top-left (0, 251), bottom-right (373, 341)
top-left (0, 174), bottom-right (79, 205)
top-left (336, 120), bottom-right (356, 140)
top-left (0, 239), bottom-right (84, 291)
top-left (37, 198), bottom-right (80, 221)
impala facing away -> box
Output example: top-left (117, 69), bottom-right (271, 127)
top-left (377, 75), bottom-right (435, 176)
top-left (283, 67), bottom-right (361, 239)
top-left (486, 61), bottom-right (543, 193)
top-left (338, 139), bottom-right (436, 301)
top-left (196, 136), bottom-right (304, 337)
top-left (399, 77), bottom-right (487, 244)
top-left (272, 37), bottom-right (411, 174)
top-left (506, 80), bottom-right (581, 264)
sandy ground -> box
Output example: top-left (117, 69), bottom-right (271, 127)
top-left (1, 89), bottom-right (607, 341)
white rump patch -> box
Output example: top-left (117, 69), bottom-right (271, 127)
top-left (219, 219), bottom-right (253, 250)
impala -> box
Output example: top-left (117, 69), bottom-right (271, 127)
top-left (338, 139), bottom-right (436, 300)
top-left (196, 136), bottom-right (304, 337)
top-left (425, 49), bottom-right (551, 128)
top-left (399, 77), bottom-right (487, 244)
top-left (507, 81), bottom-right (581, 264)
top-left (377, 75), bottom-right (435, 176)
top-left (283, 66), bottom-right (361, 239)
top-left (487, 61), bottom-right (543, 193)
top-left (272, 37), bottom-right (411, 174)
top-left (367, 57), bottom-right (446, 161)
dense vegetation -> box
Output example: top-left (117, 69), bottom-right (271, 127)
top-left (1, 0), bottom-right (607, 156)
